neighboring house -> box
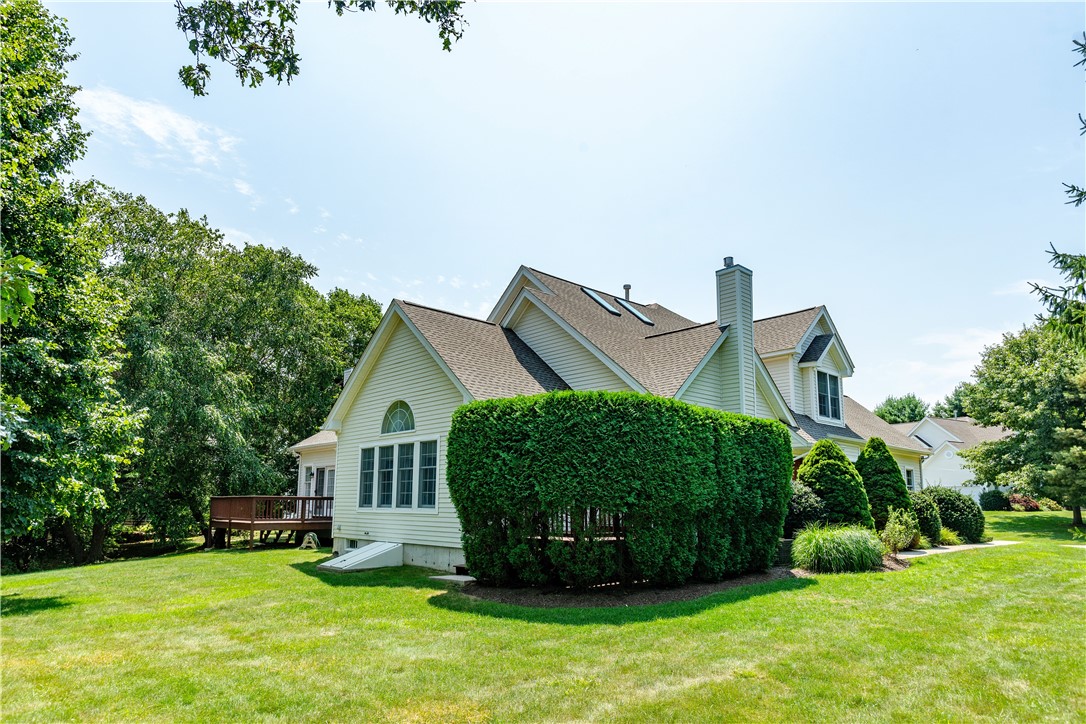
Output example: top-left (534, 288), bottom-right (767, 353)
top-left (892, 416), bottom-right (1010, 501)
top-left (296, 259), bottom-right (928, 570)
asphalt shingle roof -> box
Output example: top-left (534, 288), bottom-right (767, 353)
top-left (799, 333), bottom-right (834, 363)
top-left (525, 269), bottom-right (717, 395)
top-left (753, 307), bottom-right (822, 355)
top-left (399, 300), bottom-right (569, 399)
top-left (923, 416), bottom-right (1010, 450)
top-left (788, 397), bottom-right (930, 454)
top-left (289, 429), bottom-right (337, 450)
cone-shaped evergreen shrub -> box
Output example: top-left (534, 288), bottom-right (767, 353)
top-left (796, 440), bottom-right (874, 528)
top-left (910, 490), bottom-right (942, 544)
top-left (855, 437), bottom-right (912, 530)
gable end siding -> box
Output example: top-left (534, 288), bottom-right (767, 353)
top-left (333, 321), bottom-right (465, 548)
top-left (511, 303), bottom-right (632, 392)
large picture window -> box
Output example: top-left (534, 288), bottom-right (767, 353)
top-left (358, 438), bottom-right (439, 512)
top-left (817, 371), bottom-right (841, 420)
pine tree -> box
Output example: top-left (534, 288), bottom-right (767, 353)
top-left (856, 437), bottom-right (912, 530)
top-left (796, 440), bottom-right (874, 528)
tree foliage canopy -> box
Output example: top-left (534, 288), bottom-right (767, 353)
top-left (932, 382), bottom-right (971, 418)
top-left (873, 393), bottom-right (929, 425)
top-left (175, 0), bottom-right (467, 95)
top-left (961, 324), bottom-right (1086, 518)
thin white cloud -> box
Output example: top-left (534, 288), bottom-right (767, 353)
top-left (77, 86), bottom-right (239, 167)
top-left (366, 272), bottom-right (378, 281)
top-left (337, 232), bottom-right (351, 242)
top-left (319, 207), bottom-right (332, 219)
top-left (313, 224), bottom-right (327, 234)
top-left (436, 275), bottom-right (446, 284)
top-left (220, 227), bottom-right (260, 249)
top-left (284, 197), bottom-right (300, 215)
top-left (232, 178), bottom-right (261, 208)
top-left (449, 276), bottom-right (463, 289)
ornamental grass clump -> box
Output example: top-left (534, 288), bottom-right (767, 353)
top-left (791, 524), bottom-right (884, 573)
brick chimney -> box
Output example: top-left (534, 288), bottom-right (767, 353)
top-left (716, 257), bottom-right (756, 415)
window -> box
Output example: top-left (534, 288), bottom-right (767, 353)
top-left (382, 401), bottom-right (415, 434)
top-left (303, 466), bottom-right (313, 496)
top-left (326, 469), bottom-right (335, 497)
top-left (817, 371), bottom-right (841, 420)
top-left (396, 443), bottom-right (414, 507)
top-left (358, 448), bottom-right (374, 507)
top-left (314, 468), bottom-right (326, 497)
top-left (905, 469), bottom-right (915, 491)
top-left (358, 438), bottom-right (439, 511)
top-left (347, 539), bottom-right (358, 549)
top-left (419, 440), bottom-right (438, 508)
top-left (377, 445), bottom-right (395, 507)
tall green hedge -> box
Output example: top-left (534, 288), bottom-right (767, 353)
top-left (855, 437), bottom-right (912, 530)
top-left (446, 391), bottom-right (793, 588)
top-left (796, 440), bottom-right (874, 528)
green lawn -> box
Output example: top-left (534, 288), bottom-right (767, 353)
top-left (2, 512), bottom-right (1083, 722)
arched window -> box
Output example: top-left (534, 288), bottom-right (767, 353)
top-left (382, 401), bottom-right (415, 434)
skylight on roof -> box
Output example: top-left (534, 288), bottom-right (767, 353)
top-left (581, 287), bottom-right (620, 315)
top-left (615, 297), bottom-right (654, 326)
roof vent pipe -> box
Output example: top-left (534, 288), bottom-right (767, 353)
top-left (723, 256), bottom-right (734, 268)
top-left (623, 284), bottom-right (631, 301)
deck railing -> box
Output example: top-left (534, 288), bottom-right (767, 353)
top-left (209, 496), bottom-right (334, 523)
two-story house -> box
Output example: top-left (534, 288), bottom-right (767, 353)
top-left (291, 260), bottom-right (928, 570)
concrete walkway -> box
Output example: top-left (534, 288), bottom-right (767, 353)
top-left (897, 540), bottom-right (1019, 558)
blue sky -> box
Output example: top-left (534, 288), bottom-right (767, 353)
top-left (48, 1), bottom-right (1084, 409)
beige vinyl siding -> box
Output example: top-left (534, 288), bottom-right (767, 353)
top-left (678, 349), bottom-right (725, 409)
top-left (754, 385), bottom-right (773, 419)
top-left (715, 266), bottom-right (754, 415)
top-left (511, 302), bottom-right (631, 391)
top-left (738, 271), bottom-right (756, 413)
top-left (764, 355), bottom-right (793, 409)
top-left (295, 445), bottom-right (336, 496)
top-left (333, 320), bottom-right (466, 549)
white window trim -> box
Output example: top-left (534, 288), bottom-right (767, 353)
top-left (357, 433), bottom-right (441, 514)
top-left (813, 369), bottom-right (844, 425)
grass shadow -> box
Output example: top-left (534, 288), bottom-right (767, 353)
top-left (288, 560), bottom-right (447, 591)
top-left (985, 511), bottom-right (1078, 543)
top-left (1, 593), bottom-right (73, 617)
top-left (427, 574), bottom-right (817, 626)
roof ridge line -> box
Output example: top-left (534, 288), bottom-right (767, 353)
top-left (644, 321), bottom-right (720, 339)
top-left (753, 305), bottom-right (822, 323)
top-left (528, 267), bottom-right (655, 309)
top-left (396, 299), bottom-right (496, 326)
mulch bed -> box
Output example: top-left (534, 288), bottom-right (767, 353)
top-left (458, 556), bottom-right (908, 609)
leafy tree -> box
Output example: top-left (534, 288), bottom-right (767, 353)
top-left (1046, 371), bottom-right (1086, 525)
top-left (174, 0), bottom-right (468, 96)
top-left (796, 440), bottom-right (874, 528)
top-left (92, 188), bottom-right (383, 544)
top-left (932, 382), bottom-right (971, 418)
top-left (1, 0), bottom-right (143, 565)
top-left (873, 393), bottom-right (929, 424)
top-left (1032, 34), bottom-right (1085, 348)
top-left (961, 324), bottom-right (1086, 526)
top-left (855, 437), bottom-right (911, 530)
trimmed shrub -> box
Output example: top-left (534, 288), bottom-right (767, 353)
top-left (446, 391), bottom-right (793, 588)
top-left (784, 482), bottom-right (826, 538)
top-left (1037, 497), bottom-right (1065, 511)
top-left (791, 524), bottom-right (884, 573)
top-left (939, 528), bottom-right (963, 546)
top-left (979, 489), bottom-right (1011, 511)
top-left (855, 437), bottom-right (912, 530)
top-left (880, 507), bottom-right (920, 554)
top-left (1008, 494), bottom-right (1040, 512)
top-left (910, 491), bottom-right (941, 544)
top-left (916, 487), bottom-right (986, 543)
top-left (796, 441), bottom-right (874, 529)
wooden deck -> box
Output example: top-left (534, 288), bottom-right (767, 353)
top-left (208, 496), bottom-right (333, 548)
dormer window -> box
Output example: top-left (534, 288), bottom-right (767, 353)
top-left (817, 371), bottom-right (841, 420)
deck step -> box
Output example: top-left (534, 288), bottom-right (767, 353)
top-left (317, 542), bottom-right (403, 572)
